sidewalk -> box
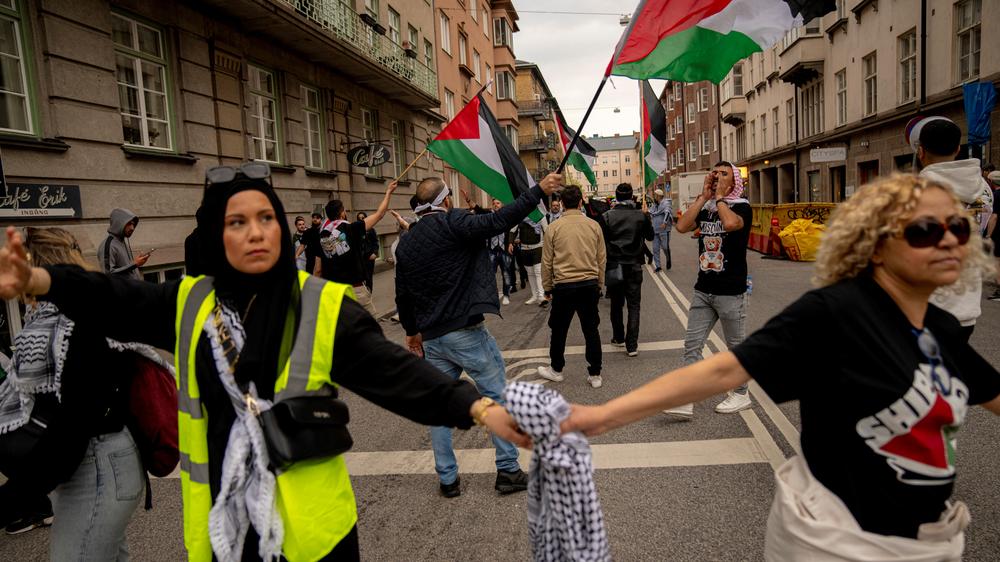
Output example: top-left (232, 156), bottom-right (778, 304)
top-left (366, 262), bottom-right (398, 321)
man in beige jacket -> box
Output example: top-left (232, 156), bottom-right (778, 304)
top-left (537, 185), bottom-right (607, 388)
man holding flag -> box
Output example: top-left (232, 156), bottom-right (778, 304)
top-left (394, 91), bottom-right (562, 498)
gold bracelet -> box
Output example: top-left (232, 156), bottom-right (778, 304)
top-left (472, 397), bottom-right (498, 426)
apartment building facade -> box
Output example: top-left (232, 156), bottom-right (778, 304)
top-left (577, 133), bottom-right (641, 198)
top-left (719, 0), bottom-right (999, 204)
top-left (662, 80), bottom-right (723, 189)
top-left (433, 0), bottom-right (519, 204)
top-left (0, 0), bottom-right (444, 350)
top-left (514, 59), bottom-right (561, 182)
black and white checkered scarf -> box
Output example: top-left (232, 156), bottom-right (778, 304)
top-left (504, 382), bottom-right (611, 562)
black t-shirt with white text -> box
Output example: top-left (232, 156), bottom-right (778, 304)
top-left (694, 202), bottom-right (752, 295)
top-left (733, 276), bottom-right (1000, 538)
top-left (318, 219), bottom-right (367, 286)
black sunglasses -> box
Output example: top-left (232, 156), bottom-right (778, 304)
top-left (205, 162), bottom-right (272, 186)
top-left (901, 216), bottom-right (971, 248)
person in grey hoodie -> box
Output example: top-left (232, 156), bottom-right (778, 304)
top-left (96, 208), bottom-right (147, 279)
top-left (911, 116), bottom-right (994, 340)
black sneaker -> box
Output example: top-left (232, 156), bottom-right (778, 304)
top-left (654, 267), bottom-right (662, 272)
top-left (439, 477), bottom-right (461, 498)
top-left (989, 290), bottom-right (1000, 301)
top-left (495, 469), bottom-right (528, 495)
top-left (5, 512), bottom-right (54, 535)
top-left (610, 339), bottom-right (625, 347)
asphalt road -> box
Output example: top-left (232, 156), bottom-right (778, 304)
top-left (2, 234), bottom-right (998, 561)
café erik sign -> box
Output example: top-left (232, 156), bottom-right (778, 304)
top-left (0, 183), bottom-right (83, 219)
top-left (347, 143), bottom-right (391, 168)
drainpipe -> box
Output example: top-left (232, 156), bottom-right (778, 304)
top-left (681, 84), bottom-right (688, 173)
top-left (793, 84), bottom-right (800, 203)
top-left (919, 0), bottom-right (927, 107)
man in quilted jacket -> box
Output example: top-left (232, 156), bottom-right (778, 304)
top-left (395, 172), bottom-right (561, 498)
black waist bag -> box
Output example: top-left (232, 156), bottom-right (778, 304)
top-left (259, 393), bottom-right (353, 471)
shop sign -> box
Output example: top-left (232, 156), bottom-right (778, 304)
top-left (809, 147), bottom-right (847, 163)
top-left (0, 184), bottom-right (83, 219)
top-left (347, 144), bottom-right (391, 168)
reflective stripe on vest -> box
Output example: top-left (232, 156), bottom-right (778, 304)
top-left (175, 271), bottom-right (358, 562)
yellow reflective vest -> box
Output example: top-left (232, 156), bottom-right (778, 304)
top-left (175, 270), bottom-right (357, 562)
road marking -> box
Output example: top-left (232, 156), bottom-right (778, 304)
top-left (739, 410), bottom-right (786, 470)
top-left (502, 339), bottom-right (684, 360)
top-left (340, 438), bottom-right (768, 476)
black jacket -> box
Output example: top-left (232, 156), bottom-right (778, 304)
top-left (603, 202), bottom-right (654, 265)
top-left (395, 185), bottom-right (545, 339)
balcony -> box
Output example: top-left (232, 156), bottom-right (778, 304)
top-left (720, 95), bottom-right (747, 126)
top-left (200, 0), bottom-right (439, 108)
top-left (779, 34), bottom-right (825, 87)
top-left (518, 100), bottom-right (552, 120)
top-left (519, 133), bottom-right (556, 152)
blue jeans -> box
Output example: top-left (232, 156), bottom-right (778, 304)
top-left (489, 249), bottom-right (512, 296)
top-left (50, 427), bottom-right (143, 561)
top-left (423, 323), bottom-right (521, 484)
top-left (683, 290), bottom-right (749, 394)
top-left (652, 228), bottom-right (672, 269)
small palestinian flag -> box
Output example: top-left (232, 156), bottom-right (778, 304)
top-left (609, 0), bottom-right (837, 83)
top-left (641, 80), bottom-right (667, 187)
top-left (557, 114), bottom-right (598, 188)
top-left (427, 95), bottom-right (544, 221)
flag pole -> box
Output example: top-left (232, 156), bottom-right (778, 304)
top-left (639, 80), bottom-right (647, 212)
top-left (556, 74), bottom-right (609, 174)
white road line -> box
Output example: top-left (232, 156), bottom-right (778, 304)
top-left (739, 410), bottom-right (786, 470)
top-left (645, 267), bottom-right (713, 359)
top-left (654, 267), bottom-right (803, 454)
top-left (502, 339), bottom-right (684, 360)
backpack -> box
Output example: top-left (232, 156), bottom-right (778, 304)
top-left (124, 352), bottom-right (178, 478)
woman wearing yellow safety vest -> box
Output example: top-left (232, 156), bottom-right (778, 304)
top-left (0, 164), bottom-right (531, 562)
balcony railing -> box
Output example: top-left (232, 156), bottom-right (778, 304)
top-left (278, 0), bottom-right (437, 98)
top-left (519, 134), bottom-right (556, 151)
top-left (518, 100), bottom-right (552, 118)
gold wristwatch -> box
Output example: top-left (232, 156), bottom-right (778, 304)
top-left (471, 397), bottom-right (499, 426)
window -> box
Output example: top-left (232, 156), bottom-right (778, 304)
top-left (361, 107), bottom-right (380, 176)
top-left (786, 98), bottom-right (795, 143)
top-left (301, 85), bottom-right (322, 169)
top-left (246, 65), bottom-right (280, 163)
top-left (862, 52), bottom-right (877, 117)
top-left (482, 9), bottom-right (489, 35)
top-left (612, 169), bottom-right (617, 177)
top-left (712, 126), bottom-right (717, 152)
top-left (750, 119), bottom-right (756, 154)
top-left (408, 25), bottom-right (418, 48)
top-left (688, 141), bottom-right (697, 161)
top-left (444, 88), bottom-right (454, 119)
top-left (448, 170), bottom-right (460, 195)
top-left (602, 170), bottom-right (608, 178)
top-left (673, 83), bottom-right (681, 98)
top-left (733, 64), bottom-right (744, 96)
top-left (700, 131), bottom-right (710, 155)
top-left (835, 69), bottom-right (847, 125)
top-left (735, 125), bottom-right (745, 161)
top-left (485, 63), bottom-right (492, 94)
top-left (686, 102), bottom-right (695, 123)
top-left (625, 169), bottom-right (631, 177)
top-left (698, 87), bottom-right (709, 111)
top-left (624, 155), bottom-right (630, 163)
top-left (458, 34), bottom-right (467, 66)
top-left (503, 124), bottom-right (517, 151)
top-left (675, 116), bottom-right (683, 135)
top-left (391, 119), bottom-right (404, 178)
top-left (112, 13), bottom-right (172, 149)
top-left (898, 30), bottom-right (917, 103)
top-left (0, 1), bottom-right (32, 134)
top-left (760, 113), bottom-right (767, 151)
top-left (801, 81), bottom-right (824, 138)
top-left (494, 18), bottom-right (512, 49)
top-left (771, 107), bottom-right (778, 147)
top-left (440, 12), bottom-right (451, 54)
top-left (472, 50), bottom-right (481, 82)
top-left (387, 7), bottom-right (400, 44)
top-left (668, 123), bottom-right (674, 139)
top-left (470, 0), bottom-right (477, 21)
top-left (424, 39), bottom-right (433, 68)
top-left (805, 18), bottom-right (820, 34)
top-left (497, 71), bottom-right (515, 100)
top-left (955, 0), bottom-right (981, 82)
top-left (365, 0), bottom-right (378, 16)
top-left (678, 147), bottom-right (684, 163)
top-left (837, 0), bottom-right (846, 19)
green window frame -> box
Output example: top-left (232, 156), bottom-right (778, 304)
top-left (0, 0), bottom-right (37, 136)
top-left (112, 12), bottom-right (174, 150)
top-left (301, 85), bottom-right (323, 169)
top-left (246, 64), bottom-right (282, 164)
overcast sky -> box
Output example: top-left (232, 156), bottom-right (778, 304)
top-left (513, 0), bottom-right (667, 138)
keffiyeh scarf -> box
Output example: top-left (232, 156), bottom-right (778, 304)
top-left (504, 382), bottom-right (610, 562)
top-left (0, 302), bottom-right (73, 435)
top-left (205, 303), bottom-right (284, 562)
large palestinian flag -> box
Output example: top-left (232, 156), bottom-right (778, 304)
top-left (556, 114), bottom-right (597, 188)
top-left (427, 95), bottom-right (544, 221)
top-left (641, 80), bottom-right (667, 187)
top-left (608, 0), bottom-right (836, 83)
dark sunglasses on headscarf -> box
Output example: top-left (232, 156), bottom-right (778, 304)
top-left (205, 162), bottom-right (272, 187)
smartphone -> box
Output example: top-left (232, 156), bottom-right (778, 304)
top-left (145, 248), bottom-right (157, 255)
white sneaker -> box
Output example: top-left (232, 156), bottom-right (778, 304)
top-left (501, 296), bottom-right (510, 305)
top-left (537, 365), bottom-right (564, 382)
top-left (663, 403), bottom-right (694, 420)
top-left (588, 375), bottom-right (603, 388)
top-left (525, 296), bottom-right (539, 305)
top-left (626, 350), bottom-right (638, 357)
top-left (715, 391), bottom-right (752, 414)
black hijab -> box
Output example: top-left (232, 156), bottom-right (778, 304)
top-left (196, 177), bottom-right (300, 392)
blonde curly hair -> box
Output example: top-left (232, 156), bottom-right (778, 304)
top-left (813, 174), bottom-right (994, 288)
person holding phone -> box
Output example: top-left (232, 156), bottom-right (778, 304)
top-left (97, 208), bottom-right (146, 279)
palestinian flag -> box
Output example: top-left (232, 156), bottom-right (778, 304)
top-left (427, 94), bottom-right (544, 221)
top-left (556, 114), bottom-right (597, 188)
top-left (641, 80), bottom-right (667, 187)
top-left (608, 0), bottom-right (837, 83)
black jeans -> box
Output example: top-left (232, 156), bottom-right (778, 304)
top-left (548, 284), bottom-right (602, 375)
top-left (608, 265), bottom-right (643, 351)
